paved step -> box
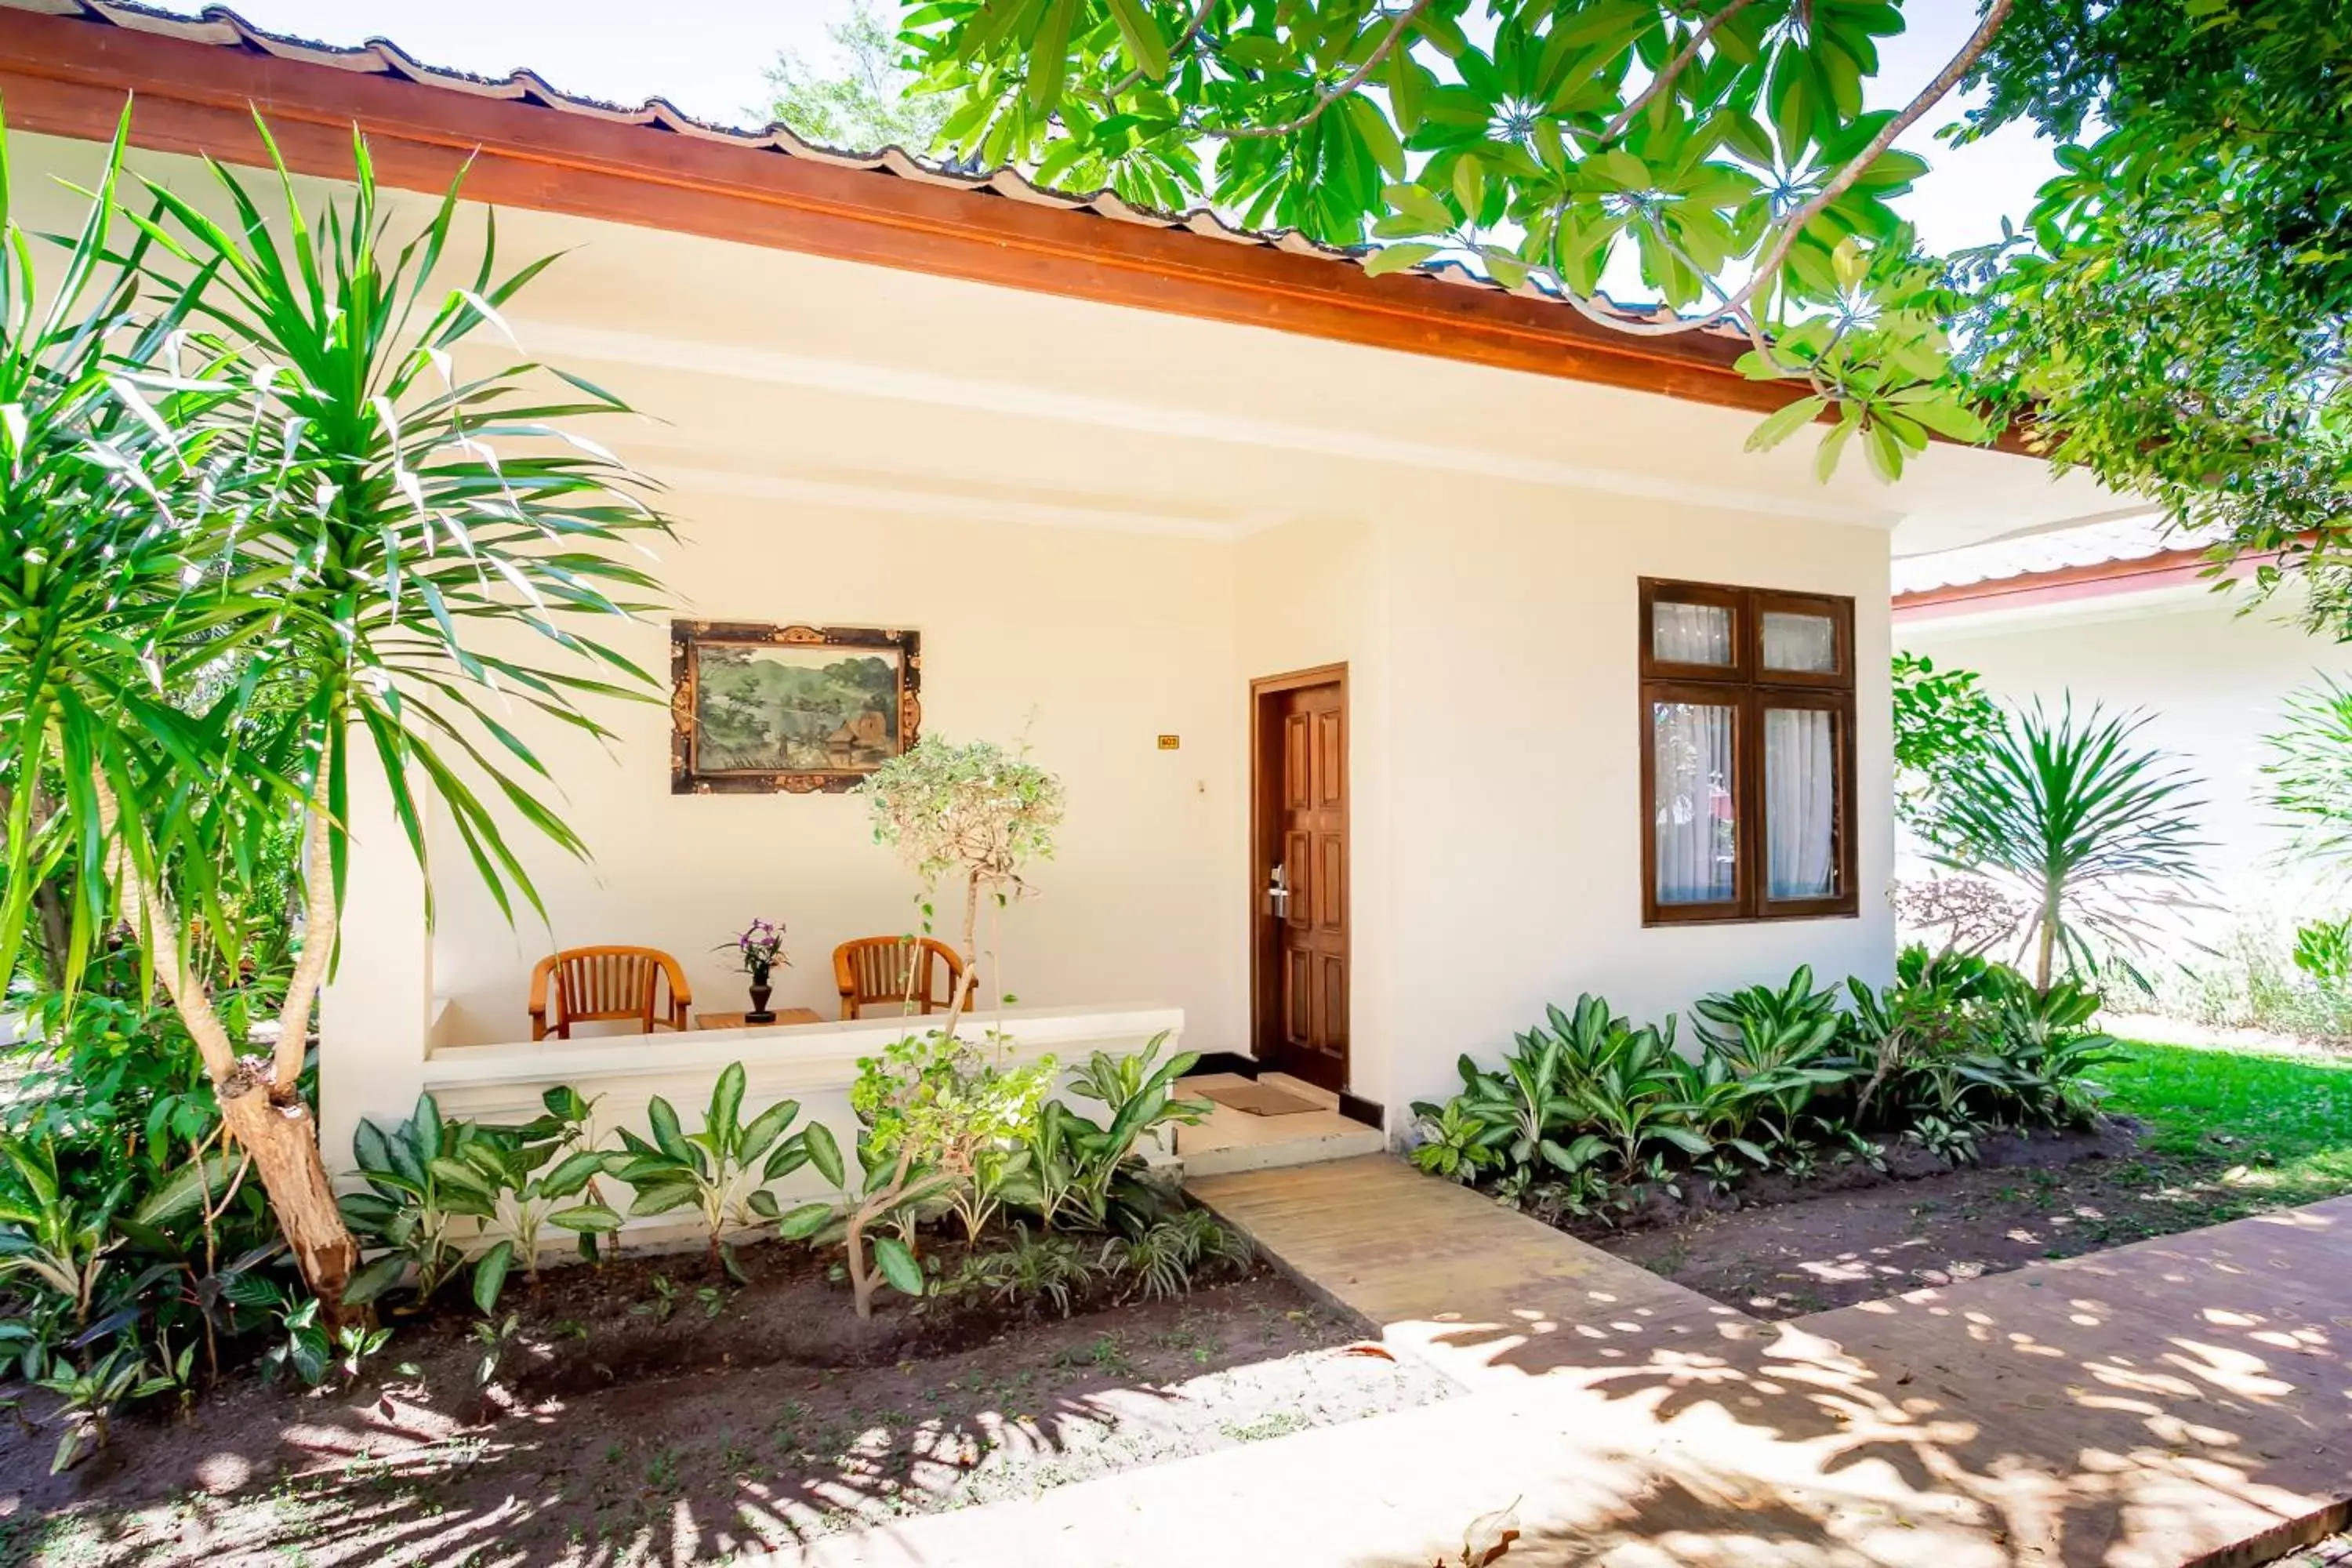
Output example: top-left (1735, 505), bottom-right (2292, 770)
top-left (1178, 1123), bottom-right (1386, 1177)
top-left (1188, 1153), bottom-right (1752, 1385)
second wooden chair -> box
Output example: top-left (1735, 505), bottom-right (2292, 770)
top-left (833, 936), bottom-right (967, 1020)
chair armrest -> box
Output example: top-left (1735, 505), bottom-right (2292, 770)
top-left (833, 945), bottom-right (861, 1018)
top-left (658, 954), bottom-right (693, 1031)
top-left (528, 955), bottom-right (556, 1041)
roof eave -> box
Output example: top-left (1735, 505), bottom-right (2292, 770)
top-left (0, 3), bottom-right (2027, 439)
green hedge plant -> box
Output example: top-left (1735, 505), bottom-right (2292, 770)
top-left (603, 1062), bottom-right (821, 1276)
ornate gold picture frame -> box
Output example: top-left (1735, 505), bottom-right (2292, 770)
top-left (670, 620), bottom-right (922, 795)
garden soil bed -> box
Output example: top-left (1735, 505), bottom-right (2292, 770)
top-left (0, 1239), bottom-right (1453, 1567)
top-left (1583, 1119), bottom-right (2286, 1318)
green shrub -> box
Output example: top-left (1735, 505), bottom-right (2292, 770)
top-left (1409, 948), bottom-right (2125, 1212)
top-left (602, 1063), bottom-right (821, 1275)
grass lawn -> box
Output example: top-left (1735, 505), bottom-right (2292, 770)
top-left (2096, 1038), bottom-right (2352, 1214)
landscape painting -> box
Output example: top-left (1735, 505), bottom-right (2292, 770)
top-left (670, 621), bottom-right (921, 794)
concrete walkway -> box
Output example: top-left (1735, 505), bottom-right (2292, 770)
top-left (1189, 1154), bottom-right (1756, 1384)
top-left (768, 1164), bottom-right (2352, 1568)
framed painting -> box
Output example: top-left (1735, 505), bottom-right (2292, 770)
top-left (670, 620), bottom-right (922, 794)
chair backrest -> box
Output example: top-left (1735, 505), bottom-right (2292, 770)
top-left (833, 936), bottom-right (966, 1019)
top-left (530, 946), bottom-right (691, 1040)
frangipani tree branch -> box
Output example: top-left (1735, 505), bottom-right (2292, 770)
top-left (1109, 0), bottom-right (1218, 96)
top-left (1549, 0), bottom-right (2016, 343)
top-left (1707, 0), bottom-right (2016, 333)
top-left (1597, 0), bottom-right (1762, 147)
top-left (1208, 0), bottom-right (1435, 140)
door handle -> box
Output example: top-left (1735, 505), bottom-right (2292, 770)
top-left (1266, 862), bottom-right (1290, 919)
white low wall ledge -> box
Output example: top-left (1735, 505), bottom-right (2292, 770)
top-left (419, 1003), bottom-right (1188, 1095)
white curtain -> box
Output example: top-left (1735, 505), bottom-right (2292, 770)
top-left (1653, 701), bottom-right (1737, 903)
top-left (1653, 601), bottom-right (1732, 666)
top-left (1766, 708), bottom-right (1837, 898)
top-left (1762, 612), bottom-right (1836, 673)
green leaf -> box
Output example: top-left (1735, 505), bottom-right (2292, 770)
top-left (1104, 0), bottom-right (1167, 79)
top-left (1894, 395), bottom-right (1992, 444)
top-left (343, 1254), bottom-right (409, 1307)
top-left (872, 1234), bottom-right (924, 1298)
top-left (1863, 418), bottom-right (1905, 482)
top-left (546, 1202), bottom-right (624, 1233)
top-left (777, 1203), bottom-right (836, 1241)
top-left (1813, 412), bottom-right (1860, 481)
top-left (707, 1062), bottom-right (747, 1158)
top-left (1745, 396), bottom-right (1828, 453)
top-left (800, 1122), bottom-right (845, 1189)
top-left (1450, 158), bottom-right (1486, 221)
top-left (1025, 0), bottom-right (1079, 114)
top-left (738, 1096), bottom-right (800, 1164)
top-left (626, 1182), bottom-right (698, 1218)
top-left (471, 1241), bottom-right (514, 1315)
top-left (132, 1153), bottom-right (238, 1226)
top-left (645, 1097), bottom-right (691, 1164)
top-left (538, 1149), bottom-right (606, 1199)
top-left (1363, 242), bottom-right (1441, 277)
top-left (1381, 181), bottom-right (1455, 234)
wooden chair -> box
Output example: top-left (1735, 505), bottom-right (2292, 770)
top-left (528, 946), bottom-right (692, 1041)
top-left (833, 936), bottom-right (967, 1020)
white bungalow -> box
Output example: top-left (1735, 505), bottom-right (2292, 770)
top-left (3, 0), bottom-right (2118, 1196)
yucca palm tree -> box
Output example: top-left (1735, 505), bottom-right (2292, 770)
top-left (1929, 699), bottom-right (2209, 988)
top-left (0, 106), bottom-right (671, 1314)
top-left (2259, 673), bottom-right (2352, 870)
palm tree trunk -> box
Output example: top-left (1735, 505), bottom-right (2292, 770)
top-left (272, 764), bottom-right (339, 1094)
top-left (94, 772), bottom-right (358, 1320)
top-left (2034, 887), bottom-right (2060, 989)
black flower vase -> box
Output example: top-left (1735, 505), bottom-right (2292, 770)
top-left (746, 966), bottom-right (775, 1025)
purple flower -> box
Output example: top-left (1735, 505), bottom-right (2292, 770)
top-left (717, 917), bottom-right (789, 974)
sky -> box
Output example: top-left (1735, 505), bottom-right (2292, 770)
top-left (150, 0), bottom-right (2063, 257)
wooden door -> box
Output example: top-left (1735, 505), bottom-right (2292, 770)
top-left (1251, 667), bottom-right (1348, 1091)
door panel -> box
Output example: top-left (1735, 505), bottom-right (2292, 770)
top-left (1254, 671), bottom-right (1348, 1092)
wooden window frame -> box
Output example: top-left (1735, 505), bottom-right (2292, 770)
top-left (1639, 579), bottom-right (1859, 926)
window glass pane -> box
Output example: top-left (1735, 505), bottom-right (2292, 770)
top-left (1765, 707), bottom-right (1838, 899)
top-left (1653, 701), bottom-right (1737, 904)
top-left (1652, 601), bottom-right (1733, 666)
top-left (1761, 611), bottom-right (1837, 673)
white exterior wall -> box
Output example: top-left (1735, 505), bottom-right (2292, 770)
top-left (1367, 488), bottom-right (1895, 1113)
top-left (1224, 495), bottom-right (1896, 1118)
top-left (1900, 590), bottom-right (2352, 927)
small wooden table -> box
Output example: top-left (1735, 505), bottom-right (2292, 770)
top-left (695, 1008), bottom-right (824, 1030)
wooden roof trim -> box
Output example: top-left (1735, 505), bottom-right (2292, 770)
top-left (0, 6), bottom-right (2024, 445)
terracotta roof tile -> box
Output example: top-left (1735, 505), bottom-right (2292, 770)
top-left (6, 0), bottom-right (1744, 341)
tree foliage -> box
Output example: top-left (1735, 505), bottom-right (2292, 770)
top-left (1956, 0), bottom-right (2352, 626)
top-left (1891, 651), bottom-right (1999, 845)
top-left (904, 0), bottom-right (2002, 477)
top-left (765, 0), bottom-right (954, 152)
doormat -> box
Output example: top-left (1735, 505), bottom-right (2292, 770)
top-left (1203, 1083), bottom-right (1321, 1117)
